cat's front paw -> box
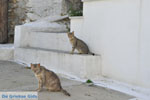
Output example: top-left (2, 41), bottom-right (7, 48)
top-left (70, 51), bottom-right (74, 55)
top-left (36, 88), bottom-right (41, 92)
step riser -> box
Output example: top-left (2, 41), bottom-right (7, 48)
top-left (15, 26), bottom-right (72, 52)
top-left (14, 48), bottom-right (101, 79)
top-left (27, 32), bottom-right (72, 52)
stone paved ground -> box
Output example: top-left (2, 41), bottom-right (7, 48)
top-left (0, 61), bottom-right (135, 100)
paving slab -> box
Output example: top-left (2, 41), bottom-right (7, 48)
top-left (0, 44), bottom-right (14, 60)
top-left (0, 61), bottom-right (135, 100)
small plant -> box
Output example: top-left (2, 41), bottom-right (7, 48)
top-left (68, 8), bottom-right (83, 16)
top-left (68, 3), bottom-right (83, 17)
top-left (86, 79), bottom-right (93, 83)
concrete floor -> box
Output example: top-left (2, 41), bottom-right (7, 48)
top-left (0, 61), bottom-right (135, 100)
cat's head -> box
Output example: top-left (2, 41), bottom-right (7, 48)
top-left (67, 31), bottom-right (75, 39)
top-left (31, 63), bottom-right (41, 74)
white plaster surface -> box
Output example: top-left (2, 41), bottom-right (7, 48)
top-left (139, 0), bottom-right (150, 89)
top-left (71, 0), bottom-right (150, 90)
top-left (70, 16), bottom-right (84, 38)
top-left (14, 18), bottom-right (102, 79)
top-left (14, 16), bottom-right (68, 48)
top-left (25, 32), bottom-right (71, 52)
top-left (23, 21), bottom-right (67, 32)
top-left (14, 47), bottom-right (101, 79)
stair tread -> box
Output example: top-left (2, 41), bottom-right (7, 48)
top-left (22, 21), bottom-right (68, 33)
top-left (33, 31), bottom-right (67, 33)
top-left (20, 47), bottom-right (99, 56)
top-left (31, 32), bottom-right (67, 34)
top-left (0, 44), bottom-right (14, 49)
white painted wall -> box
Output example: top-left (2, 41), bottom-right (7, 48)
top-left (70, 16), bottom-right (84, 36)
top-left (139, 0), bottom-right (150, 88)
top-left (71, 0), bottom-right (150, 89)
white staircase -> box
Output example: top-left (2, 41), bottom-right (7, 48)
top-left (15, 47), bottom-right (101, 79)
top-left (14, 16), bottom-right (101, 79)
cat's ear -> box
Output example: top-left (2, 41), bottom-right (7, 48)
top-left (72, 31), bottom-right (74, 35)
top-left (31, 63), bottom-right (33, 66)
top-left (37, 63), bottom-right (40, 68)
top-left (30, 63), bottom-right (34, 68)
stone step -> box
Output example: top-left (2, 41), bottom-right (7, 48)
top-left (22, 15), bottom-right (69, 33)
top-left (14, 47), bottom-right (101, 79)
top-left (21, 22), bottom-right (68, 33)
top-left (38, 15), bottom-right (69, 22)
top-left (26, 32), bottom-right (72, 52)
top-left (15, 29), bottom-right (72, 52)
top-left (0, 44), bottom-right (14, 60)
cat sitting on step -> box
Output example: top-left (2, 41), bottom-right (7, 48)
top-left (31, 63), bottom-right (70, 96)
top-left (67, 31), bottom-right (95, 55)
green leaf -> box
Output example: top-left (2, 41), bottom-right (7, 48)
top-left (68, 6), bottom-right (83, 16)
top-left (86, 79), bottom-right (93, 83)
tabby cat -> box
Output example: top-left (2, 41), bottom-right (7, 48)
top-left (67, 31), bottom-right (94, 55)
top-left (31, 63), bottom-right (70, 96)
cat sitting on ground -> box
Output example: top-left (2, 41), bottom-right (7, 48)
top-left (31, 63), bottom-right (70, 96)
top-left (67, 31), bottom-right (95, 55)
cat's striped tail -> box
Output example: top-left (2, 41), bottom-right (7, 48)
top-left (61, 89), bottom-right (71, 96)
top-left (89, 52), bottom-right (95, 56)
